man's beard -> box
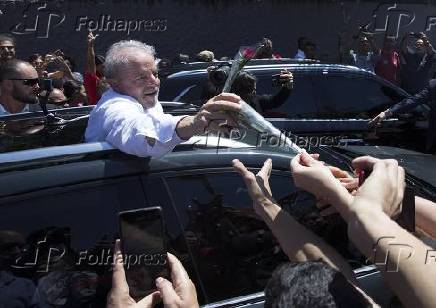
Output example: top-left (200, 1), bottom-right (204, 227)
top-left (12, 86), bottom-right (38, 105)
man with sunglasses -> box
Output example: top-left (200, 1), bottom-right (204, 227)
top-left (0, 59), bottom-right (40, 115)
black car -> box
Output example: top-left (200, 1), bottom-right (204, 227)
top-left (0, 132), bottom-right (435, 307)
top-left (159, 60), bottom-right (430, 151)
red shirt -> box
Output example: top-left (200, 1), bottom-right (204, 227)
top-left (84, 72), bottom-right (101, 105)
top-left (375, 51), bottom-right (400, 85)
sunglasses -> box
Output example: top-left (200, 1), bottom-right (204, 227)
top-left (8, 78), bottom-right (39, 86)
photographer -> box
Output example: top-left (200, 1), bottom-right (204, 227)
top-left (205, 66), bottom-right (293, 114)
top-left (400, 32), bottom-right (435, 94)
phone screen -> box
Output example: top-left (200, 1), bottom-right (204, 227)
top-left (119, 207), bottom-right (168, 300)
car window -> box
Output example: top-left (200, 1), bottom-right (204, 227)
top-left (312, 75), bottom-right (405, 119)
top-left (0, 177), bottom-right (146, 307)
top-left (159, 74), bottom-right (209, 106)
top-left (164, 170), bottom-right (324, 304)
top-left (254, 73), bottom-right (319, 118)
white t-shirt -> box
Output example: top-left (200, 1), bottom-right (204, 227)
top-left (85, 89), bottom-right (186, 157)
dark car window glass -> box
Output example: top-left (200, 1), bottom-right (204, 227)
top-left (165, 170), bottom-right (324, 304)
top-left (254, 73), bottom-right (318, 118)
top-left (313, 75), bottom-right (405, 119)
top-left (159, 74), bottom-right (209, 106)
top-left (0, 177), bottom-right (146, 307)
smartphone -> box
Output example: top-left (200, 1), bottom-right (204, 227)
top-left (119, 207), bottom-right (169, 300)
top-left (39, 78), bottom-right (53, 92)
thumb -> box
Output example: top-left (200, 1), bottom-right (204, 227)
top-left (156, 277), bottom-right (179, 306)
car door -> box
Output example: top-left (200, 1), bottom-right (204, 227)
top-left (158, 166), bottom-right (351, 306)
top-left (0, 166), bottom-right (147, 307)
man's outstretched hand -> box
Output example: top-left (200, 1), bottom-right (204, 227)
top-left (232, 158), bottom-right (275, 215)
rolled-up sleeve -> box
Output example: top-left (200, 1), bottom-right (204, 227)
top-left (102, 101), bottom-right (185, 157)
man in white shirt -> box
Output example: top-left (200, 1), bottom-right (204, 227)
top-left (0, 59), bottom-right (40, 115)
top-left (85, 40), bottom-right (241, 157)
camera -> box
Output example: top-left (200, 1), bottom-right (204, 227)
top-left (39, 78), bottom-right (53, 92)
top-left (208, 65), bottom-right (230, 88)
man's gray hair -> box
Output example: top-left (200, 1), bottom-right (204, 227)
top-left (104, 40), bottom-right (156, 78)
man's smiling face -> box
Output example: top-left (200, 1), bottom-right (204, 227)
top-left (112, 53), bottom-right (160, 108)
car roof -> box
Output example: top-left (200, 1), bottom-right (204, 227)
top-left (167, 63), bottom-right (372, 79)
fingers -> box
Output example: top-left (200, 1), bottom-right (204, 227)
top-left (310, 153), bottom-right (320, 160)
top-left (351, 155), bottom-right (380, 172)
top-left (210, 93), bottom-right (241, 104)
top-left (233, 159), bottom-right (263, 199)
top-left (111, 239), bottom-right (129, 292)
top-left (202, 100), bottom-right (242, 113)
top-left (300, 151), bottom-right (321, 167)
top-left (137, 291), bottom-right (161, 307)
top-left (328, 166), bottom-right (351, 178)
top-left (257, 158), bottom-right (272, 179)
top-left (290, 154), bottom-right (304, 173)
top-left (155, 277), bottom-right (179, 307)
top-left (166, 253), bottom-right (190, 286)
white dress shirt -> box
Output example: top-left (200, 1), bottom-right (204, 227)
top-left (85, 89), bottom-right (186, 157)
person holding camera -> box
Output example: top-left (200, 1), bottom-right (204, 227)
top-left (400, 32), bottom-right (435, 95)
top-left (230, 70), bottom-right (293, 114)
top-left (204, 66), bottom-right (293, 114)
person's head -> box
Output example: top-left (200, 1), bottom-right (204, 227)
top-left (415, 38), bottom-right (425, 53)
top-left (383, 35), bottom-right (396, 53)
top-left (230, 71), bottom-right (256, 102)
top-left (95, 54), bottom-right (105, 77)
top-left (257, 37), bottom-right (273, 59)
top-left (0, 59), bottom-right (40, 106)
top-left (47, 88), bottom-right (68, 106)
top-left (104, 40), bottom-right (159, 108)
top-left (264, 262), bottom-right (373, 308)
top-left (0, 230), bottom-right (25, 269)
top-left (63, 79), bottom-right (87, 106)
top-left (0, 34), bottom-right (16, 63)
top-left (196, 50), bottom-right (215, 62)
top-left (298, 36), bottom-right (309, 50)
top-left (28, 53), bottom-right (44, 72)
top-left (358, 36), bottom-right (371, 54)
top-left (303, 42), bottom-right (317, 59)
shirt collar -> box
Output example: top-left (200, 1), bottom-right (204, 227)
top-left (0, 103), bottom-right (29, 115)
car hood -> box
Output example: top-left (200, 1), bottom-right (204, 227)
top-left (336, 146), bottom-right (436, 188)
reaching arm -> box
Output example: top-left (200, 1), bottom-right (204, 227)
top-left (415, 196), bottom-right (436, 238)
top-left (290, 153), bottom-right (436, 307)
top-left (388, 81), bottom-right (433, 116)
top-left (233, 158), bottom-right (355, 282)
top-left (86, 32), bottom-right (97, 74)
